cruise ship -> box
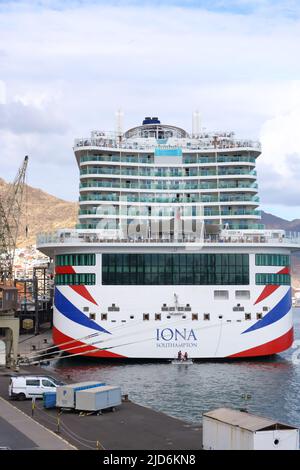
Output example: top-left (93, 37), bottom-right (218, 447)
top-left (37, 115), bottom-right (300, 359)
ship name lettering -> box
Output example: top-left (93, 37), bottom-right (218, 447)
top-left (156, 328), bottom-right (197, 342)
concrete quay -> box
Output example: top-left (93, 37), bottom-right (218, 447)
top-left (0, 365), bottom-right (202, 450)
top-left (0, 396), bottom-right (75, 450)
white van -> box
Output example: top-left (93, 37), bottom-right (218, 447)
top-left (9, 375), bottom-right (64, 400)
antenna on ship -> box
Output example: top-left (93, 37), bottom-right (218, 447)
top-left (192, 110), bottom-right (201, 138)
top-left (115, 109), bottom-right (124, 143)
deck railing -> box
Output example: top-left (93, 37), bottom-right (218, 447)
top-left (37, 231), bottom-right (300, 246)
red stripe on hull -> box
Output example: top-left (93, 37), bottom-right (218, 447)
top-left (52, 326), bottom-right (126, 358)
top-left (278, 266), bottom-right (290, 275)
top-left (228, 327), bottom-right (294, 358)
top-left (254, 284), bottom-right (279, 305)
top-left (70, 285), bottom-right (98, 306)
top-left (55, 266), bottom-right (75, 274)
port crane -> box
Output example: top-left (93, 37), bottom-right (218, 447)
top-left (0, 155), bottom-right (28, 283)
top-left (0, 156), bottom-right (28, 369)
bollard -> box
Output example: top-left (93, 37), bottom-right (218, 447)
top-left (96, 440), bottom-right (100, 450)
top-left (56, 413), bottom-right (60, 434)
top-left (31, 397), bottom-right (35, 417)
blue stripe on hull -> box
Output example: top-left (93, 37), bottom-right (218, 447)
top-left (54, 287), bottom-right (110, 334)
top-left (242, 288), bottom-right (292, 334)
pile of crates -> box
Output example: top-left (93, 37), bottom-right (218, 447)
top-left (55, 381), bottom-right (122, 412)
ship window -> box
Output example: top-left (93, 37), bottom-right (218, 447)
top-left (255, 254), bottom-right (290, 266)
top-left (182, 315), bottom-right (186, 319)
top-left (83, 307), bottom-right (89, 312)
top-left (256, 273), bottom-right (290, 285)
top-left (56, 254), bottom-right (96, 266)
top-left (214, 290), bottom-right (229, 300)
top-left (55, 273), bottom-right (96, 285)
top-left (89, 313), bottom-right (96, 320)
top-left (130, 315), bottom-right (134, 319)
top-left (245, 313), bottom-right (251, 320)
top-left (192, 314), bottom-right (198, 321)
top-left (256, 313), bottom-right (262, 319)
top-left (155, 314), bottom-right (161, 321)
top-left (235, 290), bottom-right (250, 300)
top-left (143, 314), bottom-right (150, 321)
top-left (263, 306), bottom-right (269, 311)
top-left (101, 314), bottom-right (107, 320)
top-left (102, 253), bottom-right (249, 285)
top-left (204, 313), bottom-right (210, 321)
top-left (167, 315), bottom-right (171, 319)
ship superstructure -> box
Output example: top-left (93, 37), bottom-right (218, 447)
top-left (37, 116), bottom-right (300, 359)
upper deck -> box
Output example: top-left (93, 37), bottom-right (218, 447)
top-left (74, 131), bottom-right (261, 154)
top-left (37, 229), bottom-right (300, 257)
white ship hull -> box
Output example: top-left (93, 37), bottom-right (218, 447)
top-left (52, 281), bottom-right (294, 359)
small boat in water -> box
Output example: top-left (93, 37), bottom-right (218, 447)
top-left (171, 359), bottom-right (194, 365)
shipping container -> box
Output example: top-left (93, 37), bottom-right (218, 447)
top-left (75, 385), bottom-right (122, 412)
top-left (56, 381), bottom-right (105, 408)
top-left (203, 408), bottom-right (299, 450)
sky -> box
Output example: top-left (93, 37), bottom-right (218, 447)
top-left (0, 0), bottom-right (300, 220)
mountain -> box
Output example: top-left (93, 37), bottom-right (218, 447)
top-left (261, 211), bottom-right (300, 289)
top-left (261, 211), bottom-right (300, 232)
top-left (0, 178), bottom-right (77, 247)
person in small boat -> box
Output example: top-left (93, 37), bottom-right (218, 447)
top-left (177, 350), bottom-right (182, 361)
top-left (183, 352), bottom-right (188, 361)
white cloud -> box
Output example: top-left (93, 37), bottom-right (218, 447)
top-left (0, 80), bottom-right (6, 103)
top-left (257, 98), bottom-right (300, 215)
top-left (0, 1), bottom-right (299, 215)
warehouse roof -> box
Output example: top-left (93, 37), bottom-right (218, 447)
top-left (203, 408), bottom-right (296, 432)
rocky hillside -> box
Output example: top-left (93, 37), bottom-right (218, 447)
top-left (261, 210), bottom-right (300, 233)
top-left (0, 178), bottom-right (77, 247)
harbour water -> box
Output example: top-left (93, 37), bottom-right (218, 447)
top-left (45, 309), bottom-right (300, 427)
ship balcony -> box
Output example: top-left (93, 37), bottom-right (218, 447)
top-left (78, 199), bottom-right (260, 214)
top-left (78, 193), bottom-right (259, 204)
top-left (79, 180), bottom-right (259, 192)
top-left (79, 167), bottom-right (257, 178)
top-left (79, 158), bottom-right (256, 168)
top-left (78, 208), bottom-right (260, 218)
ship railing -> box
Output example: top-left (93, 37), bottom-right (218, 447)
top-left (74, 138), bottom-right (261, 151)
top-left (37, 231), bottom-right (300, 246)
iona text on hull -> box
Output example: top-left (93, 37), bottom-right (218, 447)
top-left (37, 114), bottom-right (300, 359)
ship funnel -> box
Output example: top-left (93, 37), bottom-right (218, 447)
top-left (115, 109), bottom-right (124, 137)
top-left (192, 110), bottom-right (201, 137)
